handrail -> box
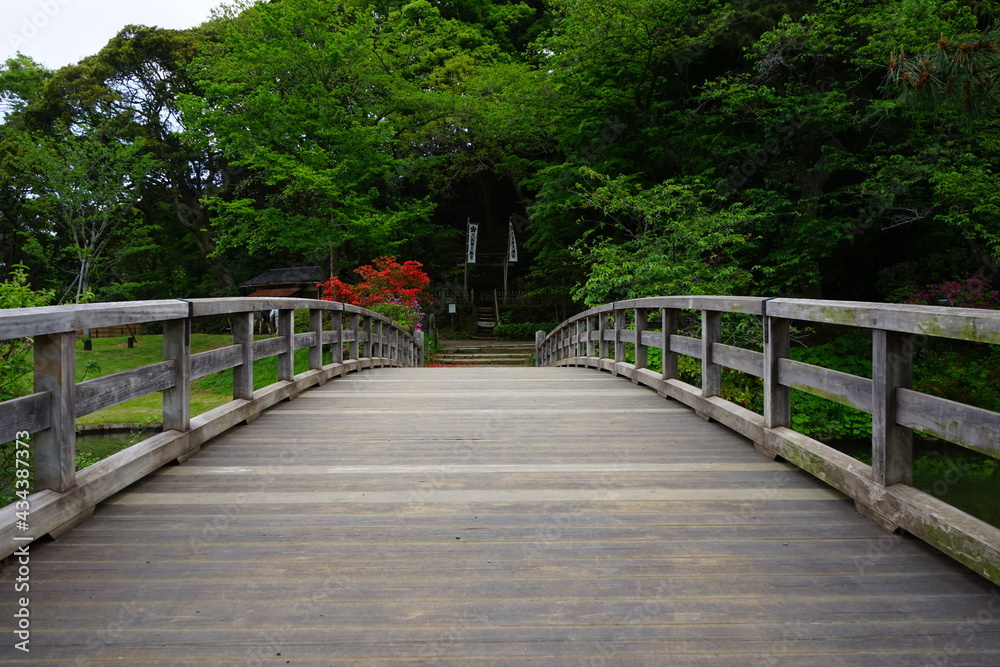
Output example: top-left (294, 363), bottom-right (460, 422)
top-left (0, 297), bottom-right (424, 557)
top-left (536, 296), bottom-right (1000, 586)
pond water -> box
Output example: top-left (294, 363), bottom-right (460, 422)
top-left (76, 430), bottom-right (158, 460)
top-left (830, 438), bottom-right (1000, 529)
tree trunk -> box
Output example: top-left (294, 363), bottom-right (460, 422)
top-left (172, 190), bottom-right (237, 296)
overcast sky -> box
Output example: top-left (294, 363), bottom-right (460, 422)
top-left (3, 0), bottom-right (239, 70)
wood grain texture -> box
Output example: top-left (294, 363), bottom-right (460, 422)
top-left (2, 366), bottom-right (997, 664)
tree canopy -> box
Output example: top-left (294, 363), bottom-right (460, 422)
top-left (1, 0), bottom-right (998, 308)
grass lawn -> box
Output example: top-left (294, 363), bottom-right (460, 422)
top-left (76, 334), bottom-right (320, 426)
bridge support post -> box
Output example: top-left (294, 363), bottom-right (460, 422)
top-left (634, 308), bottom-right (649, 373)
top-left (614, 308), bottom-right (626, 368)
top-left (310, 309), bottom-right (324, 372)
top-left (535, 330), bottom-right (545, 367)
top-left (33, 331), bottom-right (77, 492)
top-left (873, 330), bottom-right (913, 487)
top-left (661, 308), bottom-right (678, 381)
top-left (233, 311), bottom-right (254, 402)
top-left (331, 310), bottom-right (344, 365)
top-left (415, 330), bottom-right (424, 367)
top-left (701, 310), bottom-right (722, 398)
top-left (764, 315), bottom-right (790, 429)
top-left (163, 318), bottom-right (191, 434)
top-left (278, 309), bottom-right (294, 382)
top-left (598, 311), bottom-right (609, 362)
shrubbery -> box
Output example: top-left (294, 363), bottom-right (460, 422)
top-left (493, 322), bottom-right (561, 340)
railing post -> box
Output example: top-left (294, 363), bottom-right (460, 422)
top-left (764, 314), bottom-right (790, 429)
top-left (873, 330), bottom-right (914, 486)
top-left (309, 308), bottom-right (324, 371)
top-left (33, 332), bottom-right (76, 492)
top-left (535, 330), bottom-right (546, 367)
top-left (415, 330), bottom-right (425, 367)
top-left (233, 311), bottom-right (254, 400)
top-left (661, 308), bottom-right (678, 380)
top-left (599, 311), bottom-right (609, 360)
top-left (332, 310), bottom-right (344, 364)
top-left (614, 308), bottom-right (626, 366)
top-left (701, 310), bottom-right (722, 397)
top-left (349, 312), bottom-right (360, 360)
top-left (363, 315), bottom-right (373, 361)
top-left (162, 318), bottom-right (191, 433)
top-left (635, 308), bottom-right (649, 373)
top-left (278, 309), bottom-right (294, 382)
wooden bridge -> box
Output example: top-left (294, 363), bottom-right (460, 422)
top-left (1, 296), bottom-right (999, 663)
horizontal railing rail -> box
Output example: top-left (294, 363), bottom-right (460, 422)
top-left (535, 296), bottom-right (1000, 586)
top-left (0, 297), bottom-right (423, 558)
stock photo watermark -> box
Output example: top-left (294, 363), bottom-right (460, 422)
top-left (7, 0), bottom-right (73, 53)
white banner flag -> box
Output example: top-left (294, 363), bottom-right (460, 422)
top-left (508, 221), bottom-right (518, 263)
top-left (467, 223), bottom-right (478, 264)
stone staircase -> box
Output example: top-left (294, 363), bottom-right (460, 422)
top-left (429, 339), bottom-right (536, 366)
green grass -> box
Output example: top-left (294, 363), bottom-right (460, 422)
top-left (75, 334), bottom-right (323, 425)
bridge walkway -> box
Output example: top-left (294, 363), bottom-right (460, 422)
top-left (3, 367), bottom-right (999, 665)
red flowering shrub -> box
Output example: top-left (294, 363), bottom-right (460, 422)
top-left (318, 257), bottom-right (431, 331)
top-left (883, 270), bottom-right (1000, 310)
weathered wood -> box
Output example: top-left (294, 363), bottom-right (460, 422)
top-left (764, 316), bottom-right (790, 429)
top-left (277, 309), bottom-right (294, 382)
top-left (310, 308), bottom-right (325, 370)
top-left (162, 318), bottom-right (190, 433)
top-left (331, 311), bottom-right (344, 364)
top-left (661, 308), bottom-right (678, 380)
top-left (776, 358), bottom-right (873, 413)
top-left (668, 334), bottom-right (701, 359)
top-left (232, 312), bottom-right (254, 401)
top-left (33, 332), bottom-right (76, 492)
top-left (766, 298), bottom-right (1000, 344)
top-left (872, 330), bottom-right (913, 486)
top-left (76, 361), bottom-right (175, 418)
top-left (191, 344), bottom-right (242, 380)
top-left (617, 295), bottom-right (766, 314)
top-left (634, 308), bottom-right (649, 371)
top-left (349, 313), bottom-right (360, 359)
top-left (0, 391), bottom-right (49, 443)
top-left (252, 335), bottom-right (285, 361)
top-left (0, 300), bottom-right (189, 340)
top-left (614, 310), bottom-right (626, 363)
top-left (896, 388), bottom-right (1000, 459)
top-left (535, 330), bottom-right (545, 367)
top-left (292, 331), bottom-right (317, 350)
top-left (8, 366), bottom-right (997, 664)
top-left (701, 310), bottom-right (722, 397)
top-left (711, 343), bottom-right (763, 378)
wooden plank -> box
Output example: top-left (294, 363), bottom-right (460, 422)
top-left (292, 331), bottom-right (317, 351)
top-left (253, 335), bottom-right (286, 361)
top-left (872, 330), bottom-right (913, 487)
top-left (764, 316), bottom-right (790, 429)
top-left (766, 298), bottom-right (1000, 344)
top-left (777, 358), bottom-right (873, 413)
top-left (701, 310), bottom-right (722, 397)
top-left (32, 331), bottom-right (76, 492)
top-left (0, 300), bottom-right (189, 339)
top-left (190, 345), bottom-right (241, 379)
top-left (232, 312), bottom-right (253, 401)
top-left (162, 318), bottom-right (190, 433)
top-left (669, 334), bottom-right (701, 358)
top-left (75, 362), bottom-right (175, 417)
top-left (897, 388), bottom-right (1000, 459)
top-left (0, 391), bottom-right (49, 442)
top-left (712, 343), bottom-right (763, 377)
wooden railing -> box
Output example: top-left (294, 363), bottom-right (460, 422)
top-left (0, 297), bottom-right (423, 558)
top-left (536, 296), bottom-right (1000, 586)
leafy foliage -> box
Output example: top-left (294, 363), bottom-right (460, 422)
top-left (319, 256), bottom-right (431, 332)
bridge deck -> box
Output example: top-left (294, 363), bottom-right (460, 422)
top-left (4, 367), bottom-right (1000, 664)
